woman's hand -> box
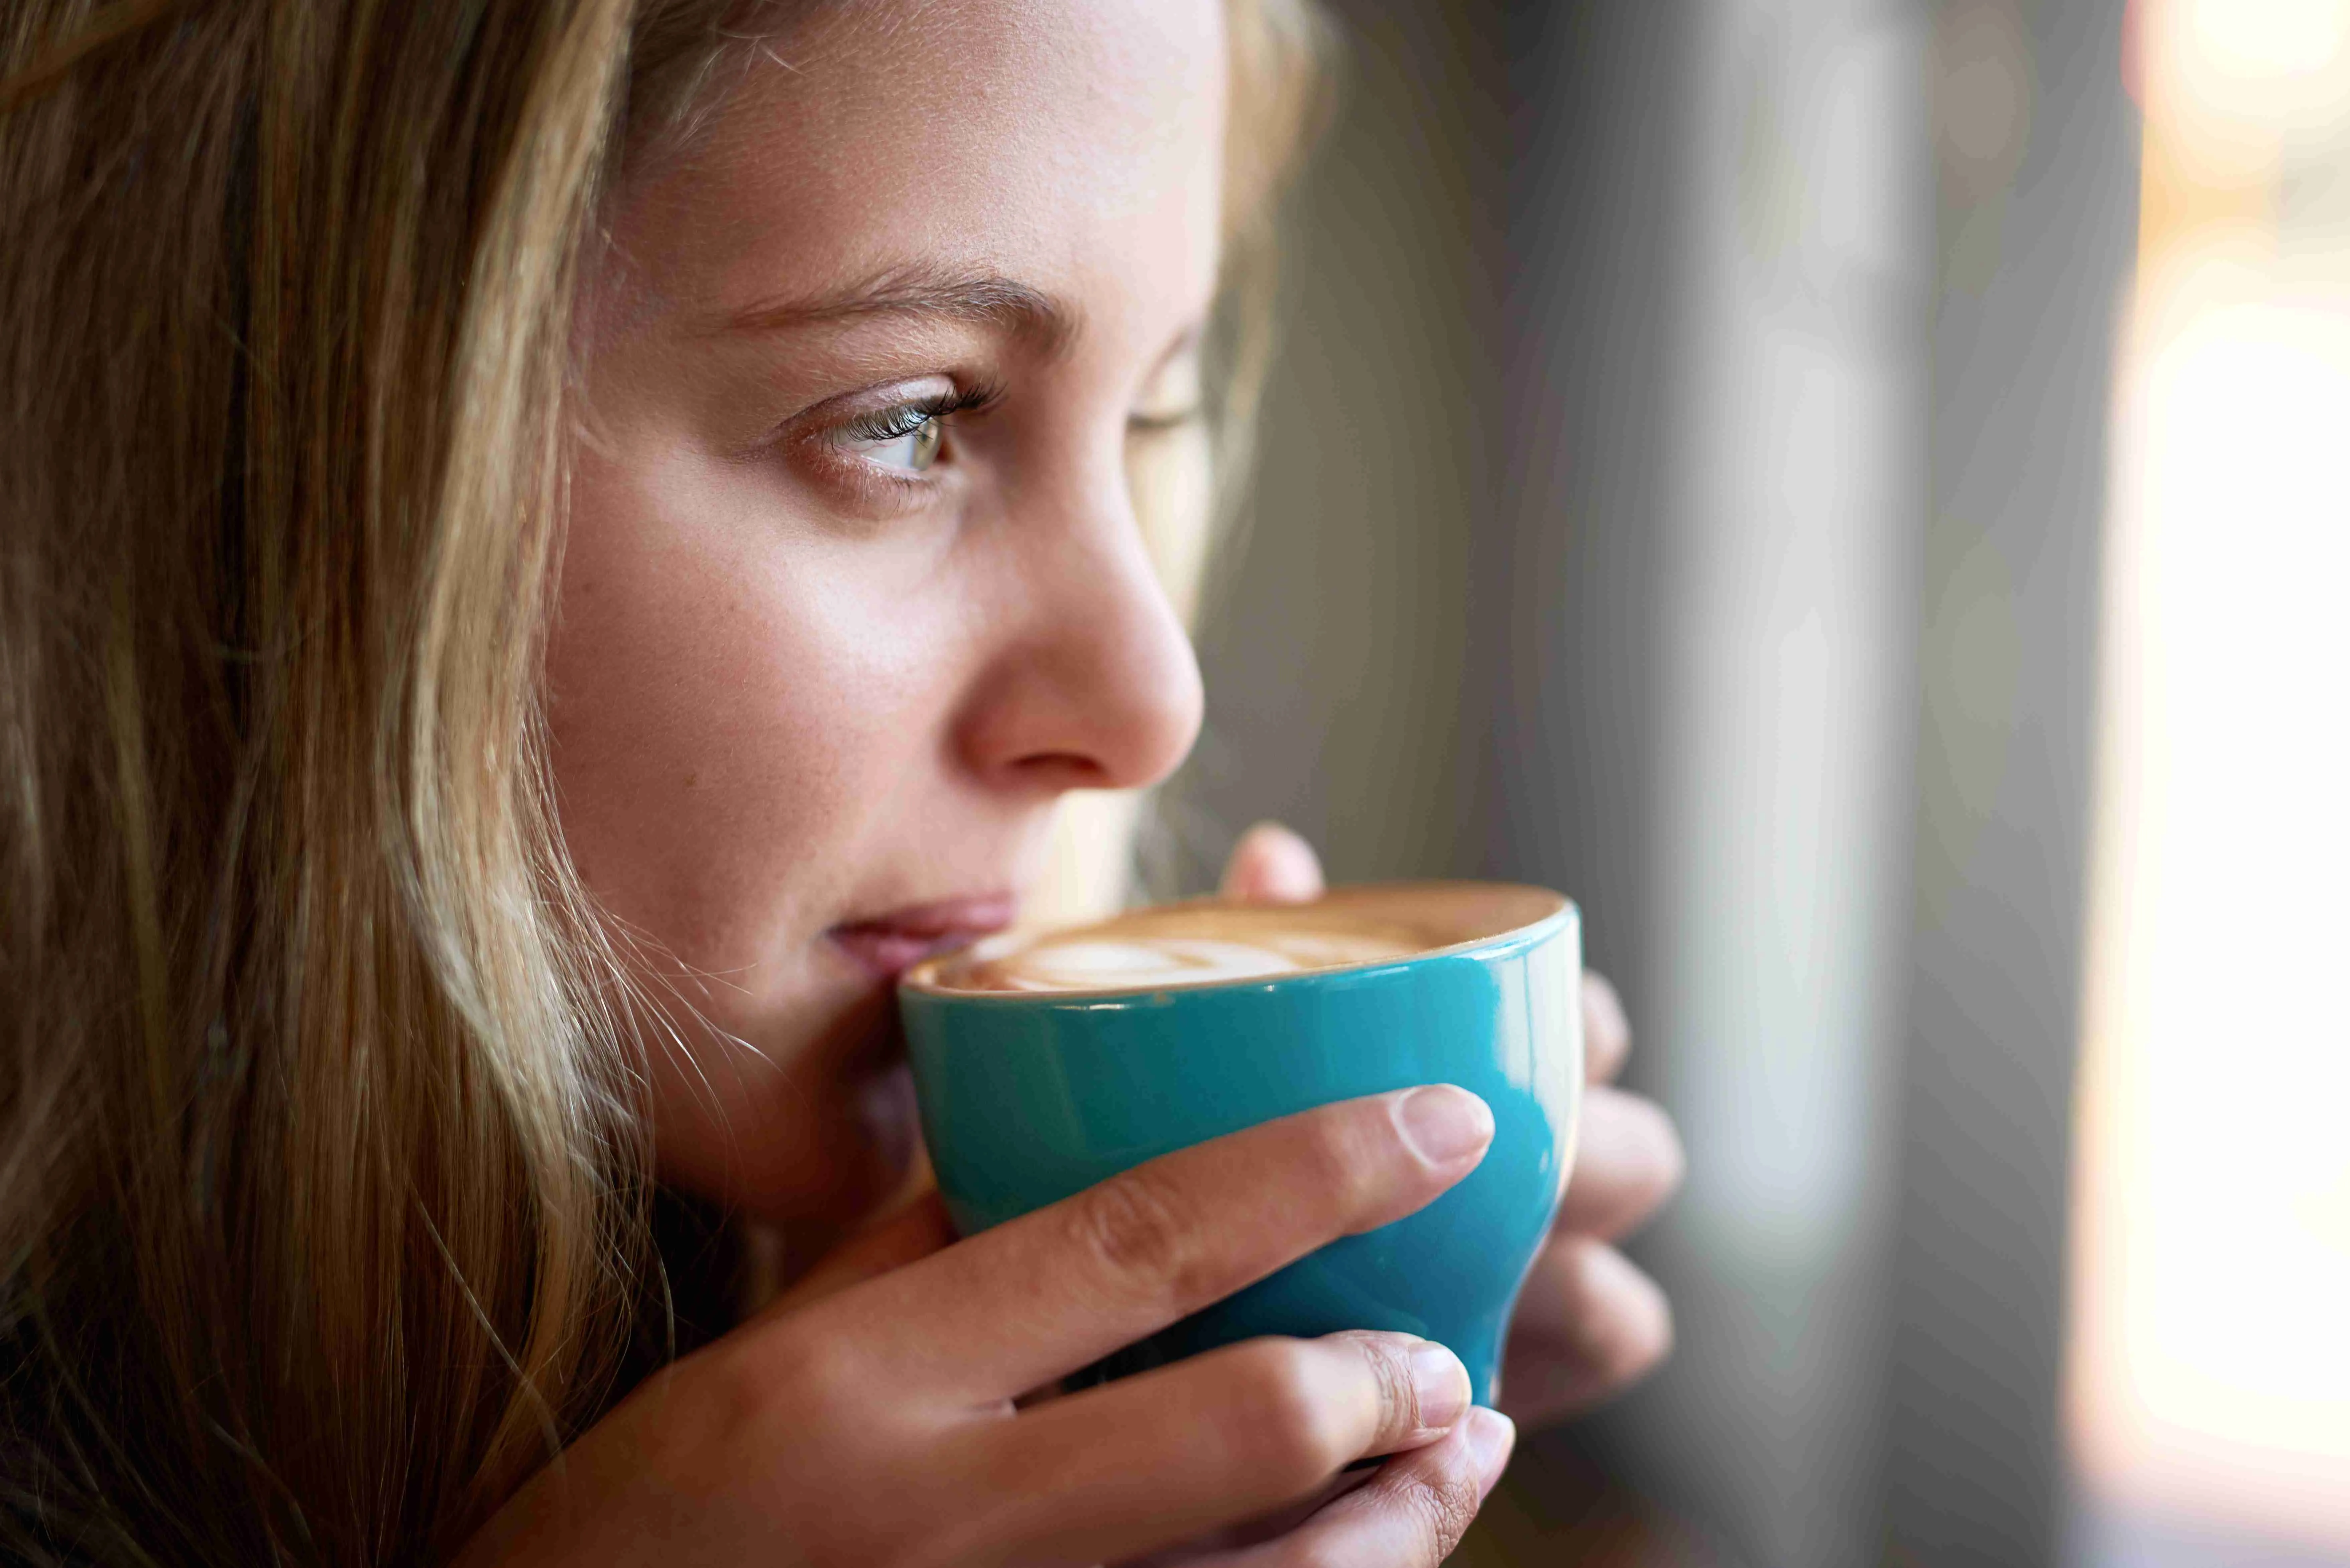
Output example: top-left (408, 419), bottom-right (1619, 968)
top-left (1220, 823), bottom-right (1684, 1430)
top-left (460, 1088), bottom-right (1515, 1567)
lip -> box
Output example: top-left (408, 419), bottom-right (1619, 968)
top-left (827, 892), bottom-right (1018, 981)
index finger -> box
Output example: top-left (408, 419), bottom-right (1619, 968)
top-left (802, 1086), bottom-right (1494, 1403)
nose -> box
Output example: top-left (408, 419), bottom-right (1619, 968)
top-left (953, 460), bottom-right (1206, 797)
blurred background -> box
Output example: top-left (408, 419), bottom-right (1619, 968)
top-left (1074, 0), bottom-right (2350, 1562)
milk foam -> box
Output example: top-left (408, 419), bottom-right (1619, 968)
top-left (907, 883), bottom-right (1568, 998)
top-left (968, 931), bottom-right (1420, 993)
top-left (933, 908), bottom-right (1434, 994)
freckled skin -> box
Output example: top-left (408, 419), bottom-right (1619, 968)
top-left (547, 0), bottom-right (1220, 1238)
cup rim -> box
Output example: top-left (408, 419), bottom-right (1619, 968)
top-left (898, 879), bottom-right (1575, 1003)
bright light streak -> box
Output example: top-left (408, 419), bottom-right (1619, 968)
top-left (2152, 0), bottom-right (2350, 156)
top-left (2184, 0), bottom-right (2350, 80)
top-left (2070, 293), bottom-right (2350, 1552)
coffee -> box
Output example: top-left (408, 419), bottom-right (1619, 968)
top-left (913, 882), bottom-right (1565, 996)
top-left (899, 877), bottom-right (1578, 1404)
top-left (935, 911), bottom-right (1427, 994)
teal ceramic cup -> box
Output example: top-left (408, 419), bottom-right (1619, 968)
top-left (898, 881), bottom-right (1581, 1406)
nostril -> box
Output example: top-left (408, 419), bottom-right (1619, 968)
top-left (1011, 751), bottom-right (1112, 789)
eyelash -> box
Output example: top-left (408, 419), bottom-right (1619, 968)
top-left (1127, 407), bottom-right (1204, 435)
top-left (837, 382), bottom-right (1002, 449)
top-left (782, 379), bottom-right (1005, 517)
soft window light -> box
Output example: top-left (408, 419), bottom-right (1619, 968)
top-left (2066, 0), bottom-right (2350, 1558)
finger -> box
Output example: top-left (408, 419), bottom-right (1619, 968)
top-left (800, 1086), bottom-right (1494, 1401)
top-left (1219, 821), bottom-right (1326, 903)
top-left (1582, 970), bottom-right (1631, 1084)
top-left (761, 1189), bottom-right (957, 1316)
top-left (1498, 1238), bottom-right (1671, 1428)
top-left (1115, 1471), bottom-right (1375, 1563)
top-left (1555, 1087), bottom-right (1684, 1242)
top-left (1206, 1407), bottom-right (1514, 1567)
top-left (948, 1331), bottom-right (1473, 1565)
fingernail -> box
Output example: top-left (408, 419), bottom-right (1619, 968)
top-left (1465, 1407), bottom-right (1516, 1496)
top-left (1410, 1340), bottom-right (1471, 1432)
top-left (1396, 1086), bottom-right (1494, 1168)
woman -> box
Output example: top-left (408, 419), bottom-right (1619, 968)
top-left (0, 1), bottom-right (1683, 1562)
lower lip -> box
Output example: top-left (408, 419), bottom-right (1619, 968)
top-left (829, 928), bottom-right (962, 979)
top-left (828, 899), bottom-right (1015, 982)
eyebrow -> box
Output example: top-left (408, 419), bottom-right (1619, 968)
top-left (711, 264), bottom-right (1082, 360)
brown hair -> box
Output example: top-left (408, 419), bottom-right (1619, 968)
top-left (0, 2), bottom-right (1330, 1561)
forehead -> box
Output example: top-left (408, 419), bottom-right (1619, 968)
top-left (615, 0), bottom-right (1228, 329)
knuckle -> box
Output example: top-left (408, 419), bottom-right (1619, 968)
top-left (1340, 1331), bottom-right (1420, 1435)
top-left (1648, 1114), bottom-right (1688, 1200)
top-left (694, 1352), bottom-right (774, 1444)
top-left (1069, 1163), bottom-right (1207, 1304)
top-left (1596, 1281), bottom-right (1673, 1385)
top-left (1285, 1106), bottom-right (1378, 1216)
top-left (1573, 1095), bottom-right (1684, 1239)
top-left (1620, 1094), bottom-right (1686, 1196)
top-left (1230, 1340), bottom-right (1350, 1481)
top-left (700, 1332), bottom-right (842, 1441)
top-left (1641, 1294), bottom-right (1678, 1369)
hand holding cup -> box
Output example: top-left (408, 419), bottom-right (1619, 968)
top-left (460, 1093), bottom-right (1512, 1567)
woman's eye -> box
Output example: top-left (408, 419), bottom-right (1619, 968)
top-left (1130, 345), bottom-right (1205, 434)
top-left (841, 406), bottom-right (945, 473)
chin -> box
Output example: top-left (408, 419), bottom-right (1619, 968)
top-left (649, 978), bottom-right (919, 1230)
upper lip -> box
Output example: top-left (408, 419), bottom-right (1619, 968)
top-left (827, 893), bottom-right (1017, 978)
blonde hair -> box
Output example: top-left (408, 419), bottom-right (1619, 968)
top-left (0, 1), bottom-right (1329, 1562)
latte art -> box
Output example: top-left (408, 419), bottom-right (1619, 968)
top-left (910, 886), bottom-right (1565, 997)
top-left (952, 929), bottom-right (1424, 993)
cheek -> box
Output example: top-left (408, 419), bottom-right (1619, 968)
top-left (545, 449), bottom-right (941, 986)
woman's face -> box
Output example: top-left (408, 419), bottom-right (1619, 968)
top-left (550, 0), bottom-right (1221, 1236)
